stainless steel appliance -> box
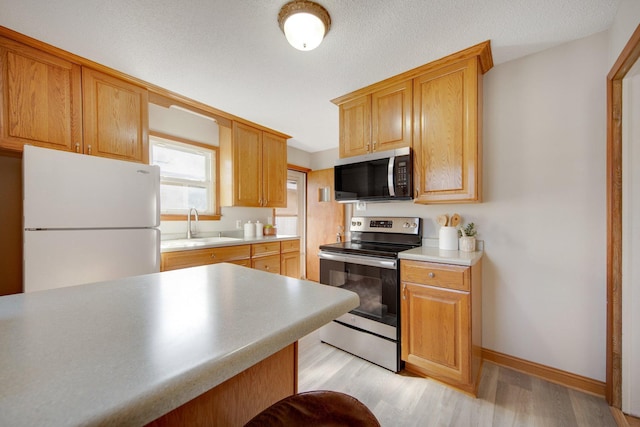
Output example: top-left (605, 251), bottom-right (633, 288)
top-left (318, 216), bottom-right (422, 372)
top-left (334, 147), bottom-right (412, 202)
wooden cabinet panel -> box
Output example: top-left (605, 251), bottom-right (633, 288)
top-left (82, 67), bottom-right (148, 163)
top-left (401, 283), bottom-right (470, 384)
top-left (0, 36), bottom-right (82, 153)
top-left (232, 122), bottom-right (262, 207)
top-left (401, 260), bottom-right (469, 292)
top-left (161, 245), bottom-right (251, 271)
top-left (401, 259), bottom-right (482, 396)
top-left (281, 251), bottom-right (300, 279)
top-left (262, 132), bottom-right (287, 207)
top-left (413, 58), bottom-right (480, 203)
top-left (339, 95), bottom-right (371, 158)
top-left (372, 81), bottom-right (412, 153)
top-left (251, 241), bottom-right (280, 258)
top-left (221, 123), bottom-right (287, 208)
top-left (280, 239), bottom-right (300, 253)
top-left (252, 254), bottom-right (281, 275)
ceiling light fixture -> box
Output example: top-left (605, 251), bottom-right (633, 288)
top-left (278, 0), bottom-right (331, 51)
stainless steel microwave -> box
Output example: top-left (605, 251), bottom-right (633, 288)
top-left (334, 147), bottom-right (413, 202)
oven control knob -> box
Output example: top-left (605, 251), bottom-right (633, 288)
top-left (403, 222), bottom-right (410, 228)
top-left (357, 221), bottom-right (362, 226)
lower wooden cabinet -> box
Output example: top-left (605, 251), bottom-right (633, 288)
top-left (252, 254), bottom-right (281, 274)
top-left (400, 259), bottom-right (482, 396)
top-left (160, 239), bottom-right (301, 279)
top-left (280, 239), bottom-right (301, 279)
top-left (161, 245), bottom-right (251, 271)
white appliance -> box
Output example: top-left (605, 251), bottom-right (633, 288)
top-left (23, 146), bottom-right (161, 292)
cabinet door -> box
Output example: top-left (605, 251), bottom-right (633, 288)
top-left (413, 58), bottom-right (480, 203)
top-left (262, 131), bottom-right (287, 207)
top-left (82, 67), bottom-right (148, 163)
top-left (401, 282), bottom-right (471, 384)
top-left (0, 37), bottom-right (82, 153)
top-left (281, 251), bottom-right (300, 279)
top-left (372, 81), bottom-right (412, 153)
top-left (232, 122), bottom-right (262, 206)
top-left (339, 95), bottom-right (371, 158)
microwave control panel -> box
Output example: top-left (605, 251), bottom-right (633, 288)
top-left (395, 158), bottom-right (411, 196)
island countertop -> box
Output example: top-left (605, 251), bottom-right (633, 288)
top-left (0, 263), bottom-right (359, 427)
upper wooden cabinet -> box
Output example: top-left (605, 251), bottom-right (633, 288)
top-left (82, 67), bottom-right (149, 163)
top-left (338, 95), bottom-right (370, 158)
top-left (220, 122), bottom-right (287, 208)
top-left (336, 80), bottom-right (412, 158)
top-left (413, 58), bottom-right (480, 203)
top-left (333, 41), bottom-right (492, 203)
top-left (0, 36), bottom-right (82, 153)
top-left (0, 36), bottom-right (148, 163)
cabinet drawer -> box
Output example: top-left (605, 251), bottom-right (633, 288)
top-left (251, 241), bottom-right (281, 257)
top-left (401, 260), bottom-right (469, 291)
top-left (280, 239), bottom-right (300, 253)
top-left (252, 254), bottom-right (281, 274)
top-left (161, 245), bottom-right (250, 271)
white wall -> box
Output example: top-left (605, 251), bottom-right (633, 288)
top-left (344, 31), bottom-right (609, 381)
top-left (609, 0), bottom-right (640, 67)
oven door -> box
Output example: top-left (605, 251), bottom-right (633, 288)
top-left (318, 251), bottom-right (398, 331)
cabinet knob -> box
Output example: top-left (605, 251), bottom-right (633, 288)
top-left (428, 272), bottom-right (435, 278)
top-left (75, 143), bottom-right (81, 153)
top-left (87, 144), bottom-right (92, 155)
top-left (210, 254), bottom-right (216, 258)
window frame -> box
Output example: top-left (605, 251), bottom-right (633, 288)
top-left (149, 131), bottom-right (221, 221)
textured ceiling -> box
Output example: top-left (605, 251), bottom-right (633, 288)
top-left (0, 0), bottom-right (620, 153)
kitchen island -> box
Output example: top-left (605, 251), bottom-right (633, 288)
top-left (0, 263), bottom-right (359, 426)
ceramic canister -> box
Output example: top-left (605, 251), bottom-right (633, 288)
top-left (439, 226), bottom-right (459, 250)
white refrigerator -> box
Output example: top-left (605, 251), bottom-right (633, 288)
top-left (23, 145), bottom-right (161, 292)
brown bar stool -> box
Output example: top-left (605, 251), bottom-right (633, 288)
top-left (244, 390), bottom-right (381, 427)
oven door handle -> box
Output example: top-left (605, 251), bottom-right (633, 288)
top-left (318, 251), bottom-right (397, 270)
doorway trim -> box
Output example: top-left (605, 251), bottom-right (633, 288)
top-left (606, 23), bottom-right (640, 408)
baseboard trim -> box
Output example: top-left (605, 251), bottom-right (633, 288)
top-left (481, 348), bottom-right (606, 397)
top-left (610, 407), bottom-right (629, 427)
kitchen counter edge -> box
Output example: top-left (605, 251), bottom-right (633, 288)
top-left (399, 246), bottom-right (483, 266)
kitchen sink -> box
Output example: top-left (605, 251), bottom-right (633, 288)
top-left (161, 236), bottom-right (243, 249)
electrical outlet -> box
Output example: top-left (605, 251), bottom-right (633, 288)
top-left (356, 201), bottom-right (367, 211)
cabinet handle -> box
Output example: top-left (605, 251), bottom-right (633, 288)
top-left (210, 254), bottom-right (216, 258)
top-left (75, 143), bottom-right (81, 153)
top-left (87, 144), bottom-right (92, 155)
top-left (428, 272), bottom-right (435, 278)
top-left (402, 283), bottom-right (407, 300)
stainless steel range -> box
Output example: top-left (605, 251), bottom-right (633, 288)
top-left (318, 216), bottom-right (422, 372)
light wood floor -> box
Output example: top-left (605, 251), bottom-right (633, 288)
top-left (298, 330), bottom-right (616, 427)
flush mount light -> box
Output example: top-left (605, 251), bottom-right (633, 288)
top-left (278, 0), bottom-right (331, 51)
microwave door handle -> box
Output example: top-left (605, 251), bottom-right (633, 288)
top-left (387, 156), bottom-right (396, 197)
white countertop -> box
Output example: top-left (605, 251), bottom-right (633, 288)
top-left (399, 245), bottom-right (483, 266)
top-left (0, 264), bottom-right (358, 427)
top-left (160, 234), bottom-right (299, 252)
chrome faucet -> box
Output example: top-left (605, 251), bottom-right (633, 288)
top-left (187, 207), bottom-right (199, 239)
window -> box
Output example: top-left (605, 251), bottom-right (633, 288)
top-left (149, 133), bottom-right (218, 218)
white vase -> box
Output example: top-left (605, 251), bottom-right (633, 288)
top-left (459, 236), bottom-right (476, 252)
